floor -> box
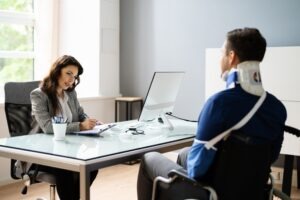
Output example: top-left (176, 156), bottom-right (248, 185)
top-left (0, 152), bottom-right (300, 200)
top-left (0, 163), bottom-right (139, 200)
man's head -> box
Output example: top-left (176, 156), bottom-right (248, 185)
top-left (220, 28), bottom-right (267, 74)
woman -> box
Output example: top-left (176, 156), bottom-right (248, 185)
top-left (31, 55), bottom-right (99, 200)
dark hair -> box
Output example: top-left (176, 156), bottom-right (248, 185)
top-left (40, 55), bottom-right (83, 116)
top-left (226, 28), bottom-right (267, 62)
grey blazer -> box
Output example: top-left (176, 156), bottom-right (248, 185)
top-left (31, 88), bottom-right (86, 134)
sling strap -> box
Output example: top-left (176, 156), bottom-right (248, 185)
top-left (205, 91), bottom-right (267, 150)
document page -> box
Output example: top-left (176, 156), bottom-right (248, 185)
top-left (73, 124), bottom-right (116, 135)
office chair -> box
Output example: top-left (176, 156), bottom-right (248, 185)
top-left (4, 81), bottom-right (56, 200)
top-left (151, 127), bottom-right (298, 200)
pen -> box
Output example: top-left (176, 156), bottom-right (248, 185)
top-left (52, 116), bottom-right (67, 123)
top-left (82, 113), bottom-right (102, 125)
top-left (96, 121), bottom-right (102, 125)
top-left (82, 113), bottom-right (89, 119)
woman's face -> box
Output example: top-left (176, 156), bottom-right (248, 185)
top-left (57, 65), bottom-right (79, 91)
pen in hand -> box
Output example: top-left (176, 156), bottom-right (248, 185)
top-left (82, 113), bottom-right (89, 120)
top-left (96, 121), bottom-right (103, 125)
top-left (82, 113), bottom-right (102, 126)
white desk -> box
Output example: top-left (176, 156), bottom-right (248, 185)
top-left (281, 133), bottom-right (300, 156)
top-left (280, 131), bottom-right (300, 196)
top-left (0, 119), bottom-right (196, 200)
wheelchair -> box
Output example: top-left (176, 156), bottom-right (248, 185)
top-left (151, 126), bottom-right (300, 200)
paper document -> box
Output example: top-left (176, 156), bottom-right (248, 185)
top-left (73, 123), bottom-right (116, 136)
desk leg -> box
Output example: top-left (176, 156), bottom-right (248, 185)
top-left (115, 101), bottom-right (118, 122)
top-left (126, 102), bottom-right (129, 121)
top-left (129, 102), bottom-right (132, 120)
top-left (80, 165), bottom-right (90, 200)
top-left (282, 155), bottom-right (294, 196)
top-left (297, 156), bottom-right (300, 189)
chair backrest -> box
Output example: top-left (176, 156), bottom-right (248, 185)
top-left (205, 132), bottom-right (272, 200)
top-left (4, 81), bottom-right (40, 137)
top-left (4, 81), bottom-right (40, 179)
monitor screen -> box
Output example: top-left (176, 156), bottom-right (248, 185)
top-left (139, 72), bottom-right (185, 122)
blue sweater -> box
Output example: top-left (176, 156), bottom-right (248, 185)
top-left (187, 85), bottom-right (287, 179)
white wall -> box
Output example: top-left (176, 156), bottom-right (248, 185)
top-left (0, 106), bottom-right (11, 186)
top-left (58, 0), bottom-right (100, 97)
top-left (58, 0), bottom-right (120, 98)
top-left (100, 0), bottom-right (120, 97)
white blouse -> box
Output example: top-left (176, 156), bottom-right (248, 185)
top-left (58, 91), bottom-right (73, 123)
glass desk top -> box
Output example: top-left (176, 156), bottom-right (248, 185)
top-left (0, 119), bottom-right (196, 161)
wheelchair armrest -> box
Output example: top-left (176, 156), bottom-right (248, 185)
top-left (151, 169), bottom-right (217, 200)
top-left (284, 125), bottom-right (300, 137)
top-left (167, 169), bottom-right (199, 185)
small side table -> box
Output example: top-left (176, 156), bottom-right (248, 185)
top-left (115, 96), bottom-right (143, 122)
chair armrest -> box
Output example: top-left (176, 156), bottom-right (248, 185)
top-left (168, 169), bottom-right (199, 185)
top-left (284, 125), bottom-right (300, 137)
top-left (152, 169), bottom-right (217, 200)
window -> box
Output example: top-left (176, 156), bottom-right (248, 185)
top-left (0, 0), bottom-right (35, 100)
top-left (0, 0), bottom-right (120, 101)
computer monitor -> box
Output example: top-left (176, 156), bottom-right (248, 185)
top-left (138, 72), bottom-right (185, 129)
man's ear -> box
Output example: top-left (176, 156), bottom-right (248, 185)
top-left (228, 50), bottom-right (239, 66)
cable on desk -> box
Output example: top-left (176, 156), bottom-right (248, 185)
top-left (165, 112), bottom-right (197, 123)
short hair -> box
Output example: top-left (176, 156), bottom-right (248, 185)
top-left (225, 28), bottom-right (267, 62)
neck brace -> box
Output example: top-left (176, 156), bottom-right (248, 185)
top-left (222, 61), bottom-right (265, 96)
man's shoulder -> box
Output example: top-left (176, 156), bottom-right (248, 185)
top-left (208, 88), bottom-right (237, 102)
top-left (266, 92), bottom-right (281, 102)
top-left (266, 92), bottom-right (287, 113)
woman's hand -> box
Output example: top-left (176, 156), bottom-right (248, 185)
top-left (79, 118), bottom-right (98, 130)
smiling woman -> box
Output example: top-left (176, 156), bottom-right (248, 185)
top-left (30, 55), bottom-right (100, 200)
top-left (30, 55), bottom-right (100, 133)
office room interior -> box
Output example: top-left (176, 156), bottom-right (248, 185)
top-left (1, 0), bottom-right (300, 199)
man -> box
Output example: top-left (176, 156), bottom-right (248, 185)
top-left (136, 28), bottom-right (287, 200)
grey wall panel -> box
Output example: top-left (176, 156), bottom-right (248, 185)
top-left (120, 0), bottom-right (300, 120)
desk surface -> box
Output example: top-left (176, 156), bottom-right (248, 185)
top-left (0, 119), bottom-right (196, 200)
top-left (280, 132), bottom-right (300, 156)
top-left (2, 119), bottom-right (298, 161)
top-left (0, 119), bottom-right (196, 161)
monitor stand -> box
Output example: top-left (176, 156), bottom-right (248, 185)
top-left (135, 114), bottom-right (174, 131)
top-left (158, 113), bottom-right (174, 130)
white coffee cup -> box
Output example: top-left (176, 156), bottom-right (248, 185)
top-left (52, 123), bottom-right (67, 141)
